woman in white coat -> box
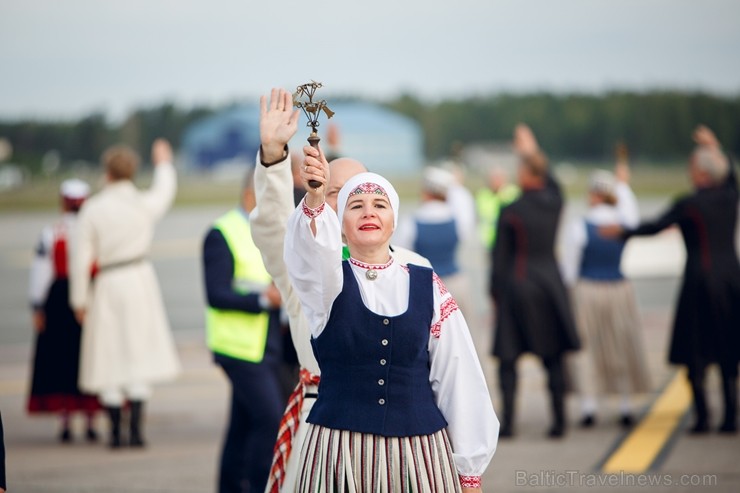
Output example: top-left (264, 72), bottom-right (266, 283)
top-left (69, 139), bottom-right (181, 448)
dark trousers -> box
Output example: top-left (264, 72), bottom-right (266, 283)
top-left (499, 355), bottom-right (566, 430)
top-left (687, 359), bottom-right (738, 429)
top-left (215, 353), bottom-right (285, 493)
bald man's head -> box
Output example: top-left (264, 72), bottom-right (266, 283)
top-left (326, 158), bottom-right (367, 210)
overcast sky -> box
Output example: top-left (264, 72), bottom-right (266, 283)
top-left (1, 0), bottom-right (738, 120)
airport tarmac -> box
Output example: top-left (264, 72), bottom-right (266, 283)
top-left (1, 203), bottom-right (737, 492)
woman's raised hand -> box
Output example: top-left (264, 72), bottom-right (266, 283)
top-left (259, 88), bottom-right (299, 163)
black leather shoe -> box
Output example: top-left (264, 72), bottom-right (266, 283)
top-left (548, 423), bottom-right (565, 438)
top-left (579, 415), bottom-right (596, 428)
top-left (689, 420), bottom-right (709, 434)
top-left (620, 414), bottom-right (634, 428)
top-left (86, 428), bottom-right (99, 442)
top-left (499, 422), bottom-right (514, 438)
top-left (59, 428), bottom-right (72, 444)
top-left (718, 421), bottom-right (737, 434)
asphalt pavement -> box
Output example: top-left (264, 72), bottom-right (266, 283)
top-left (1, 204), bottom-right (738, 493)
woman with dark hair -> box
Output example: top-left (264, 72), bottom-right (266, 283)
top-left (28, 179), bottom-right (101, 442)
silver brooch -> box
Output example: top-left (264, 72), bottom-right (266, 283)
top-left (365, 269), bottom-right (378, 281)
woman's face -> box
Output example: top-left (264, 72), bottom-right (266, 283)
top-left (342, 193), bottom-right (394, 250)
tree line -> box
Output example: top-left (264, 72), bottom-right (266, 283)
top-left (388, 91), bottom-right (740, 162)
top-left (1, 91), bottom-right (738, 174)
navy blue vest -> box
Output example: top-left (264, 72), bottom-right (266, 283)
top-left (579, 222), bottom-right (626, 281)
top-left (413, 219), bottom-right (459, 277)
top-left (308, 262), bottom-right (448, 437)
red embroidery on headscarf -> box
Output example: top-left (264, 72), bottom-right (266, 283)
top-left (348, 182), bottom-right (388, 197)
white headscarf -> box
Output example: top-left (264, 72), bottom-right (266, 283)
top-left (588, 169), bottom-right (616, 198)
top-left (60, 178), bottom-right (90, 199)
top-left (337, 172), bottom-right (399, 231)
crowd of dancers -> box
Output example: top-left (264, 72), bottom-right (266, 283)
top-left (20, 86), bottom-right (739, 493)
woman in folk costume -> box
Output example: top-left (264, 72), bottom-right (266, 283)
top-left (393, 166), bottom-right (474, 323)
top-left (561, 155), bottom-right (652, 428)
top-left (28, 179), bottom-right (101, 442)
top-left (69, 139), bottom-right (181, 448)
top-left (284, 144), bottom-right (499, 493)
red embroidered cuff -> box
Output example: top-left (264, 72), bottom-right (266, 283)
top-left (302, 200), bottom-right (325, 219)
top-left (460, 475), bottom-right (481, 488)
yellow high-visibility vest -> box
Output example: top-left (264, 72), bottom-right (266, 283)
top-left (206, 209), bottom-right (272, 362)
top-left (475, 184), bottom-right (520, 249)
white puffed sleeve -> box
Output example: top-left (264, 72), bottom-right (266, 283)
top-left (284, 198), bottom-right (344, 338)
top-left (428, 275), bottom-right (499, 479)
top-left (29, 226), bottom-right (54, 308)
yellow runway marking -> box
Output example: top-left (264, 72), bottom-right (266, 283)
top-left (602, 369), bottom-right (692, 473)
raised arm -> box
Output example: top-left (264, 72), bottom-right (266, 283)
top-left (141, 138), bottom-right (177, 220)
top-left (251, 88), bottom-right (300, 270)
top-left (514, 123), bottom-right (561, 198)
top-left (250, 88), bottom-right (323, 373)
top-left (283, 144), bottom-right (343, 337)
top-left (614, 146), bottom-right (640, 228)
top-left (693, 124), bottom-right (737, 192)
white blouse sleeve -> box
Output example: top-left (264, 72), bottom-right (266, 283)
top-left (29, 226), bottom-right (54, 308)
top-left (428, 276), bottom-right (499, 479)
top-left (615, 182), bottom-right (639, 229)
top-left (560, 219), bottom-right (587, 286)
top-left (141, 162), bottom-right (177, 220)
top-left (284, 197), bottom-right (344, 338)
top-left (447, 185), bottom-right (477, 243)
top-left (251, 154), bottom-right (321, 376)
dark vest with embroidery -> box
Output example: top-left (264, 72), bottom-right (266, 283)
top-left (579, 221), bottom-right (626, 281)
top-left (308, 262), bottom-right (448, 437)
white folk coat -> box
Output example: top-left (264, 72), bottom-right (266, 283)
top-left (69, 163), bottom-right (181, 393)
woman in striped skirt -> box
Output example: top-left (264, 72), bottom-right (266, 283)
top-left (284, 144), bottom-right (499, 492)
top-left (561, 155), bottom-right (652, 427)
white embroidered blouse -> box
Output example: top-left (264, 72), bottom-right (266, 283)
top-left (284, 197), bottom-right (499, 482)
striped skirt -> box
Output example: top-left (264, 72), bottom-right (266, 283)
top-left (297, 424), bottom-right (462, 493)
top-left (571, 279), bottom-right (652, 395)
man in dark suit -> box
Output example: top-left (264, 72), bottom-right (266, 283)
top-left (604, 125), bottom-right (739, 434)
top-left (490, 124), bottom-right (580, 439)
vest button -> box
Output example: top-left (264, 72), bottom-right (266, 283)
top-left (380, 359), bottom-right (387, 365)
top-left (378, 379), bottom-right (385, 386)
top-left (382, 318), bottom-right (390, 325)
top-left (381, 339), bottom-right (388, 346)
top-left (378, 398), bottom-right (386, 405)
